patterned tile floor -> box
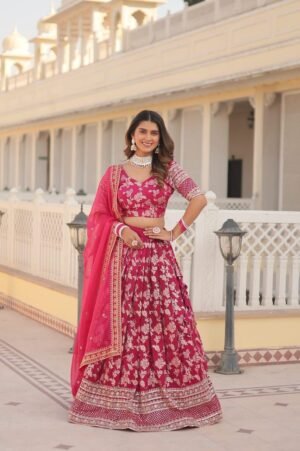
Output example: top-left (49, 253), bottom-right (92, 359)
top-left (1, 308), bottom-right (300, 451)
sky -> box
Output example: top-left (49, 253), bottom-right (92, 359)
top-left (0, 0), bottom-right (184, 46)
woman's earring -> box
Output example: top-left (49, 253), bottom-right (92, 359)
top-left (131, 138), bottom-right (137, 152)
top-left (155, 145), bottom-right (160, 154)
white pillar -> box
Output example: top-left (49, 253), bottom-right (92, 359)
top-left (78, 16), bottom-right (83, 66)
top-left (251, 91), bottom-right (264, 209)
top-left (81, 34), bottom-right (88, 65)
top-left (161, 108), bottom-right (169, 129)
top-left (209, 102), bottom-right (230, 198)
top-left (71, 126), bottom-right (77, 188)
top-left (201, 102), bottom-right (211, 191)
top-left (262, 92), bottom-right (280, 210)
top-left (0, 137), bottom-right (4, 190)
top-left (14, 136), bottom-right (20, 188)
top-left (34, 45), bottom-right (42, 80)
top-left (30, 132), bottom-right (37, 190)
top-left (57, 35), bottom-right (65, 74)
top-left (66, 20), bottom-right (71, 71)
top-left (49, 129), bottom-right (55, 190)
top-left (1, 59), bottom-right (8, 91)
top-left (96, 122), bottom-right (103, 182)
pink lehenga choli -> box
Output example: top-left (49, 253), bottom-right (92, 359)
top-left (69, 161), bottom-right (222, 431)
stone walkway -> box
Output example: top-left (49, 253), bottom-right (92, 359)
top-left (1, 308), bottom-right (299, 451)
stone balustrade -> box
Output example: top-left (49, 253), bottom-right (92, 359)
top-left (0, 192), bottom-right (299, 313)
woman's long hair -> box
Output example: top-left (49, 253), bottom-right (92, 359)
top-left (124, 110), bottom-right (174, 185)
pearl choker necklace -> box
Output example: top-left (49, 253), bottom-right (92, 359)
top-left (129, 154), bottom-right (152, 167)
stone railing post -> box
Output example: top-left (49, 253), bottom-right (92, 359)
top-left (7, 189), bottom-right (20, 267)
top-left (191, 191), bottom-right (224, 312)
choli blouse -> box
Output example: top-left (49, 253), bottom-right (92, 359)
top-left (117, 160), bottom-right (204, 218)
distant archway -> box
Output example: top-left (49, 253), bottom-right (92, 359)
top-left (132, 10), bottom-right (147, 26)
top-left (10, 62), bottom-right (24, 76)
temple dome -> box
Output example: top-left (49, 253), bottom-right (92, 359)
top-left (2, 28), bottom-right (29, 53)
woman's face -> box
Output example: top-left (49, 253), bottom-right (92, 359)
top-left (132, 121), bottom-right (160, 156)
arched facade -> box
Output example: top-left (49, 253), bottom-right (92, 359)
top-left (0, 0), bottom-right (300, 210)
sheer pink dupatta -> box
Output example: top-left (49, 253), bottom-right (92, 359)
top-left (71, 165), bottom-right (123, 396)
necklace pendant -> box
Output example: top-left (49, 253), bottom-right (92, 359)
top-left (129, 154), bottom-right (153, 168)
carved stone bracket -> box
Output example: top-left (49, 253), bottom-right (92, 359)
top-left (249, 97), bottom-right (255, 109)
top-left (168, 109), bottom-right (180, 121)
top-left (264, 92), bottom-right (277, 108)
top-left (226, 101), bottom-right (235, 116)
top-left (211, 102), bottom-right (221, 116)
top-left (249, 93), bottom-right (277, 109)
top-left (77, 125), bottom-right (85, 135)
top-left (102, 120), bottom-right (112, 130)
top-left (55, 129), bottom-right (63, 139)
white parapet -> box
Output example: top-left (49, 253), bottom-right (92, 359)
top-left (0, 195), bottom-right (299, 313)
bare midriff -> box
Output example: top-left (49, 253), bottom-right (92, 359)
top-left (123, 216), bottom-right (165, 229)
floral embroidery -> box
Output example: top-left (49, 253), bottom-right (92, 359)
top-left (117, 162), bottom-right (204, 218)
top-left (69, 162), bottom-right (221, 432)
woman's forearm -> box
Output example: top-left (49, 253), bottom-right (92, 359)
top-left (172, 194), bottom-right (207, 240)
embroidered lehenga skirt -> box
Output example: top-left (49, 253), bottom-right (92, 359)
top-left (69, 227), bottom-right (222, 431)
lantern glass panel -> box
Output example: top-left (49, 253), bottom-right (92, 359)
top-left (77, 228), bottom-right (87, 249)
top-left (219, 236), bottom-right (231, 261)
top-left (231, 235), bottom-right (242, 260)
top-left (69, 227), bottom-right (79, 249)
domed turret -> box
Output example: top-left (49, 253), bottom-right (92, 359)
top-left (2, 28), bottom-right (29, 54)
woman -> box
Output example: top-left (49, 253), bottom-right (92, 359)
top-left (69, 110), bottom-right (222, 431)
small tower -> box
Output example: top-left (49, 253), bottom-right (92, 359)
top-left (1, 28), bottom-right (33, 90)
top-left (109, 0), bottom-right (166, 52)
top-left (30, 6), bottom-right (57, 80)
top-left (43, 0), bottom-right (166, 73)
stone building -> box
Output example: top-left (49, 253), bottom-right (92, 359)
top-left (0, 0), bottom-right (300, 210)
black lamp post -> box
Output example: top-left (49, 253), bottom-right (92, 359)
top-left (0, 211), bottom-right (5, 310)
top-left (214, 219), bottom-right (246, 374)
top-left (67, 204), bottom-right (88, 353)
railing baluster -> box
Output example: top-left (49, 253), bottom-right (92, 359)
top-left (262, 255), bottom-right (275, 307)
top-left (235, 255), bottom-right (248, 307)
top-left (288, 256), bottom-right (300, 306)
top-left (275, 256), bottom-right (288, 306)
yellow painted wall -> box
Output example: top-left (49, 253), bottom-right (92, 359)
top-left (0, 270), bottom-right (77, 326)
top-left (197, 315), bottom-right (300, 352)
top-left (1, 270), bottom-right (300, 352)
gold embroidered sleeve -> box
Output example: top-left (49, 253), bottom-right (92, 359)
top-left (168, 161), bottom-right (204, 201)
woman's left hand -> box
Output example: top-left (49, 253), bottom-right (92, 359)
top-left (143, 227), bottom-right (172, 241)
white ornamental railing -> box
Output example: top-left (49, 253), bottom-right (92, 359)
top-left (0, 192), bottom-right (299, 313)
top-left (168, 192), bottom-right (254, 211)
top-left (0, 188), bottom-right (95, 205)
top-left (42, 61), bottom-right (56, 79)
top-left (6, 69), bottom-right (34, 91)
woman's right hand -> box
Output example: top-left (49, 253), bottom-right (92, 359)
top-left (121, 227), bottom-right (144, 249)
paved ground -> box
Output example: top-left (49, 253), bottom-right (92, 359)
top-left (0, 308), bottom-right (299, 451)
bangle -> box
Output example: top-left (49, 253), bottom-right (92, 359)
top-left (114, 222), bottom-right (128, 239)
top-left (169, 229), bottom-right (173, 242)
top-left (180, 218), bottom-right (189, 230)
top-left (118, 225), bottom-right (128, 239)
top-left (178, 219), bottom-right (187, 234)
top-left (114, 222), bottom-right (123, 236)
